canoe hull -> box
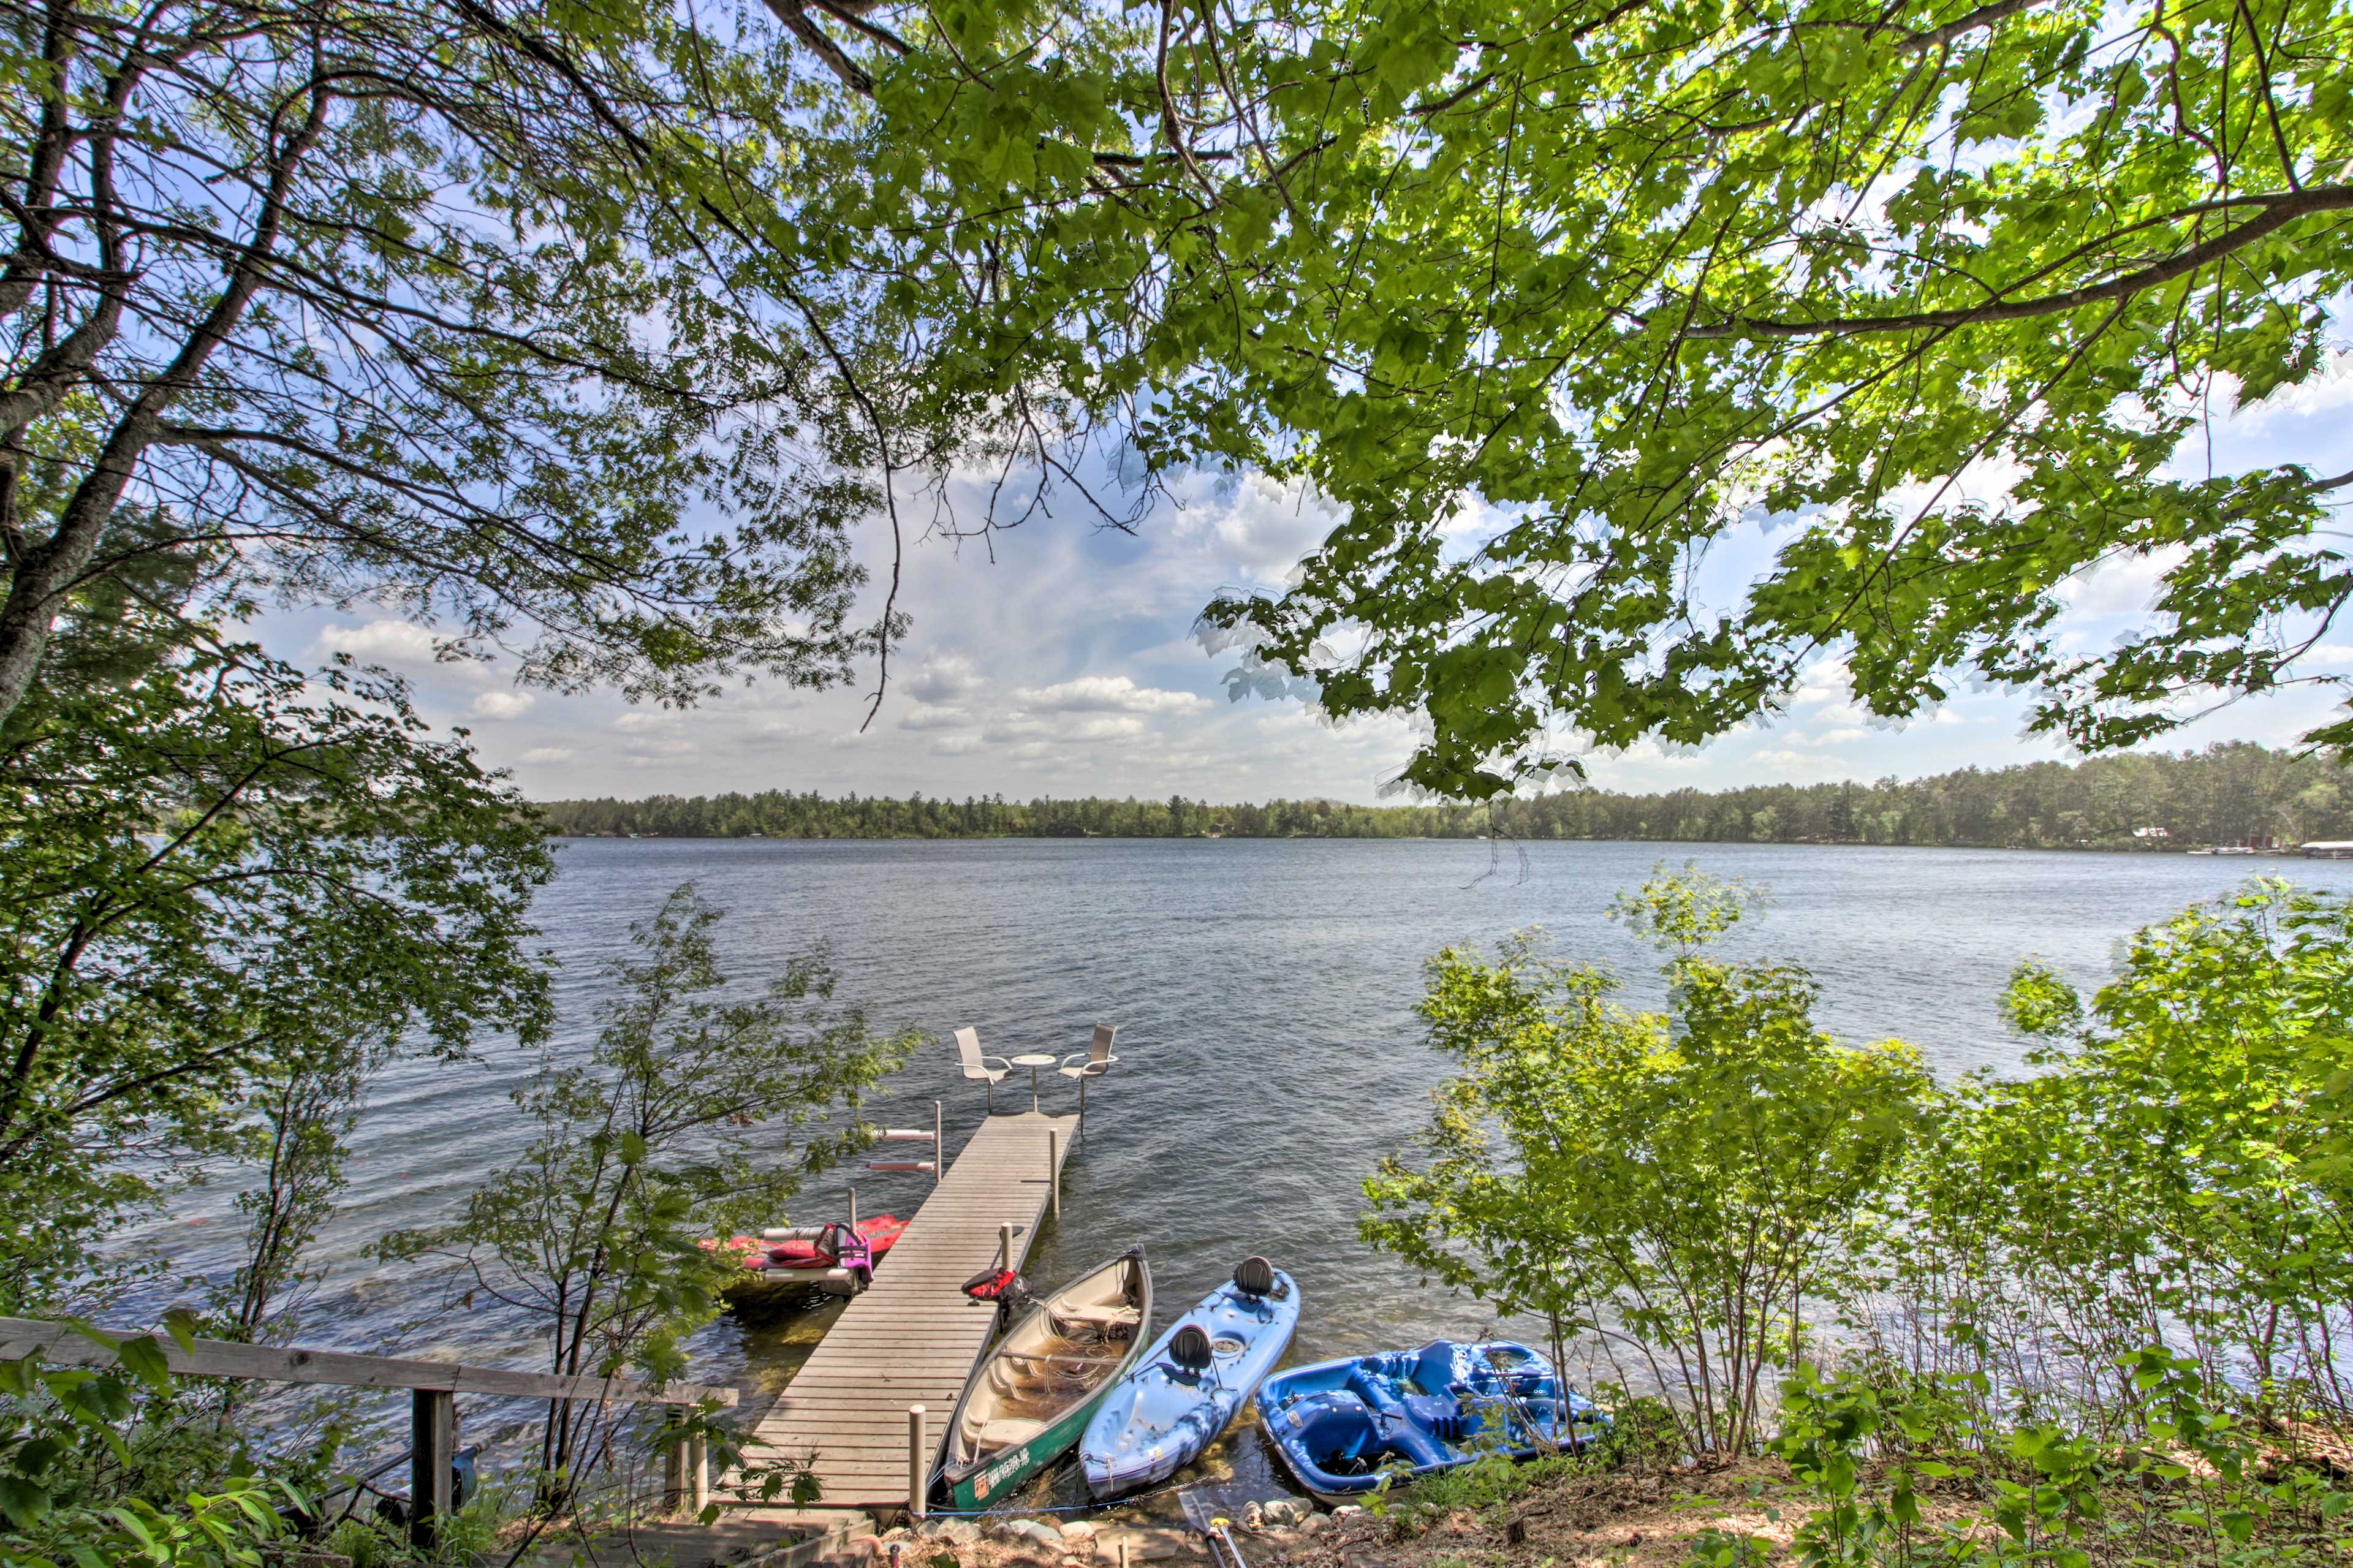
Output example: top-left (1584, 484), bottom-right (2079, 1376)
top-left (1081, 1267), bottom-right (1300, 1499)
top-left (945, 1395), bottom-right (1099, 1512)
top-left (933, 1249), bottom-right (1153, 1511)
top-left (1254, 1339), bottom-right (1608, 1504)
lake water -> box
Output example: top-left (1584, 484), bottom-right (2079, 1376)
top-left (147, 839), bottom-right (2328, 1483)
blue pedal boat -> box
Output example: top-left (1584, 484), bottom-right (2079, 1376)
top-left (1254, 1339), bottom-right (1607, 1504)
top-left (1080, 1256), bottom-right (1300, 1499)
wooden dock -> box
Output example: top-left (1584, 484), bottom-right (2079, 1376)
top-left (735, 1110), bottom-right (1080, 1510)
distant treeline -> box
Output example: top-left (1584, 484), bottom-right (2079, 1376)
top-left (534, 741), bottom-right (2353, 850)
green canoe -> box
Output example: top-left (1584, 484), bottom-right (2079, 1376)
top-left (933, 1248), bottom-right (1153, 1512)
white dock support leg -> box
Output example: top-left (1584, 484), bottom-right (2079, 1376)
top-left (934, 1101), bottom-right (943, 1186)
top-left (908, 1404), bottom-right (928, 1520)
top-left (691, 1431), bottom-right (710, 1514)
top-left (1047, 1130), bottom-right (1060, 1221)
top-left (999, 1222), bottom-right (1013, 1272)
top-left (848, 1186), bottom-right (858, 1235)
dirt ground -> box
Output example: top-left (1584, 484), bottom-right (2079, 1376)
top-left (868, 1464), bottom-right (1822, 1568)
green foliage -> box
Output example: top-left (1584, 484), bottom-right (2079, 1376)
top-left (1608, 863), bottom-right (1768, 953)
top-left (1379, 1448), bottom-right (1596, 1537)
top-left (0, 1), bottom-right (982, 731)
top-left (1585, 1387), bottom-right (1690, 1475)
top-left (532, 743), bottom-right (2353, 849)
top-left (316, 1481), bottom-right (509, 1568)
top-left (1701, 1347), bottom-right (2353, 1568)
top-left (213, 1050), bottom-right (374, 1346)
top-left (1363, 867), bottom-right (1931, 1458)
top-left (384, 882), bottom-right (914, 1512)
top-left (824, 0), bottom-right (2353, 793)
top-left (0, 623), bottom-right (553, 1311)
top-left (1722, 879), bottom-right (2353, 1563)
top-left (0, 1321), bottom-right (304, 1568)
top-left (1881, 879), bottom-right (2353, 1430)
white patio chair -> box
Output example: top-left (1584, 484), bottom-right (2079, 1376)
top-left (1058, 1023), bottom-right (1120, 1124)
top-left (955, 1025), bottom-right (1014, 1113)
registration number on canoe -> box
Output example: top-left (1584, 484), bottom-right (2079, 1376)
top-left (973, 1447), bottom-right (1031, 1502)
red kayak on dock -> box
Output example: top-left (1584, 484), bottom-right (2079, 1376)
top-left (763, 1214), bottom-right (906, 1265)
top-left (704, 1216), bottom-right (906, 1305)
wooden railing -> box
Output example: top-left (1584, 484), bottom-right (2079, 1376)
top-left (0, 1316), bottom-right (735, 1545)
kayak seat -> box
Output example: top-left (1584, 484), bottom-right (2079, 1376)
top-left (1169, 1324), bottom-right (1215, 1376)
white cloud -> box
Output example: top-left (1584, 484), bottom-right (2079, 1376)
top-left (627, 738), bottom-right (699, 759)
top-left (313, 619), bottom-right (438, 664)
top-left (908, 653), bottom-right (982, 704)
top-left (931, 735), bottom-right (980, 756)
top-left (1013, 675), bottom-right (1208, 715)
top-left (523, 746), bottom-right (575, 763)
top-left (2057, 544), bottom-right (2188, 618)
top-left (1167, 471), bottom-right (1343, 578)
top-left (898, 705), bottom-right (972, 731)
top-left (468, 690), bottom-right (534, 720)
top-left (1065, 716), bottom-right (1147, 742)
top-left (613, 711), bottom-right (673, 732)
top-left (741, 721), bottom-right (807, 747)
top-left (1790, 657), bottom-right (1853, 709)
top-left (983, 713), bottom-right (1146, 746)
top-left (2226, 352), bottom-right (2353, 432)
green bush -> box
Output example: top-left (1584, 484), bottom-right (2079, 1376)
top-left (1365, 865), bottom-right (1931, 1458)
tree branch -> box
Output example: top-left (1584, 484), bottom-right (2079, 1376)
top-left (1682, 184), bottom-right (2353, 340)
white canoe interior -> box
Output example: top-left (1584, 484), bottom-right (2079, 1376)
top-left (945, 1252), bottom-right (1148, 1474)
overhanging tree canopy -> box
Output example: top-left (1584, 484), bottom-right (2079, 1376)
top-left (0, 0), bottom-right (1004, 730)
top-left (774, 0), bottom-right (2353, 795)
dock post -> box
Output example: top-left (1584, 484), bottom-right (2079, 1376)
top-left (934, 1101), bottom-right (943, 1187)
top-left (662, 1409), bottom-right (687, 1512)
top-left (1047, 1130), bottom-right (1060, 1221)
top-left (907, 1404), bottom-right (928, 1520)
top-left (998, 1222), bottom-right (1013, 1272)
top-left (691, 1431), bottom-right (710, 1513)
top-left (848, 1186), bottom-right (858, 1235)
top-left (409, 1388), bottom-right (455, 1548)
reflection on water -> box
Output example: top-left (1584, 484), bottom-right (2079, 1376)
top-left (736, 1295), bottom-right (849, 1402)
top-left (125, 838), bottom-right (2334, 1487)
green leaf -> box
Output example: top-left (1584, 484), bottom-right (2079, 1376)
top-left (0, 1474), bottom-right (55, 1530)
top-left (114, 1336), bottom-right (174, 1393)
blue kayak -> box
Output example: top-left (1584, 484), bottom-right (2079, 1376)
top-left (1080, 1256), bottom-right (1300, 1499)
top-left (1254, 1339), bottom-right (1607, 1504)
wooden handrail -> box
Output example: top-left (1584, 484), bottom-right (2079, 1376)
top-left (0, 1316), bottom-right (737, 1407)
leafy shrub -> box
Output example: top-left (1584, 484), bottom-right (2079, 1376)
top-left (1365, 865), bottom-right (1931, 1458)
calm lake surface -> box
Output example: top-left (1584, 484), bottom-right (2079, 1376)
top-left (148, 839), bottom-right (2332, 1477)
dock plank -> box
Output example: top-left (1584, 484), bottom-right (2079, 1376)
top-left (730, 1111), bottom-right (1079, 1510)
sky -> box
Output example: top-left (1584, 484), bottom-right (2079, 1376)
top-left (275, 355), bottom-right (2353, 806)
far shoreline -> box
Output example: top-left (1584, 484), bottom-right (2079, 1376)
top-left (541, 831), bottom-right (2332, 858)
